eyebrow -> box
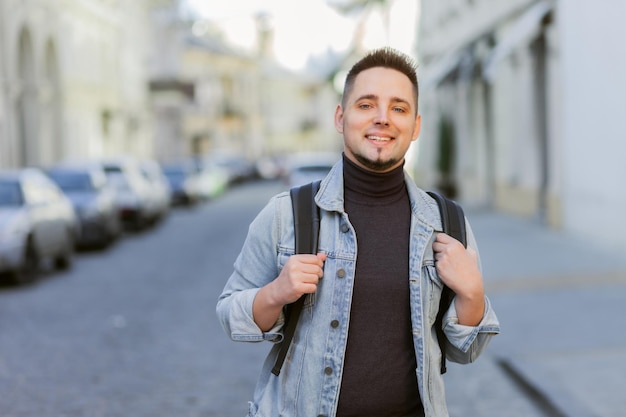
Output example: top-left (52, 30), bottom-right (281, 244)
top-left (355, 94), bottom-right (412, 107)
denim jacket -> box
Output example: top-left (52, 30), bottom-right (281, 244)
top-left (217, 160), bottom-right (500, 417)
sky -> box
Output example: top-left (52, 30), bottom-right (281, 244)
top-left (183, 0), bottom-right (419, 71)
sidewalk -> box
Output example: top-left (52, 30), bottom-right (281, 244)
top-left (455, 210), bottom-right (626, 417)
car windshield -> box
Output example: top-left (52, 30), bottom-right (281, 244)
top-left (163, 165), bottom-right (185, 175)
top-left (48, 171), bottom-right (94, 192)
top-left (106, 173), bottom-right (131, 191)
top-left (163, 167), bottom-right (187, 182)
top-left (0, 181), bottom-right (24, 206)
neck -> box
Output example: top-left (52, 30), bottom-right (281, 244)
top-left (343, 153), bottom-right (406, 201)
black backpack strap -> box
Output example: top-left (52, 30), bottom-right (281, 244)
top-left (272, 180), bottom-right (321, 376)
top-left (427, 191), bottom-right (467, 249)
top-left (427, 191), bottom-right (467, 374)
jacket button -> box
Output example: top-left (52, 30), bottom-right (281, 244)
top-left (337, 269), bottom-right (346, 278)
top-left (341, 224), bottom-right (349, 233)
top-left (330, 320), bottom-right (339, 328)
top-left (324, 367), bottom-right (333, 375)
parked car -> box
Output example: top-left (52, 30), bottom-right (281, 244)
top-left (284, 152), bottom-right (340, 188)
top-left (47, 163), bottom-right (121, 248)
top-left (189, 157), bottom-right (229, 200)
top-left (100, 158), bottom-right (154, 230)
top-left (205, 152), bottom-right (257, 185)
top-left (138, 159), bottom-right (171, 223)
top-left (161, 157), bottom-right (226, 204)
top-left (162, 161), bottom-right (201, 206)
top-left (0, 168), bottom-right (79, 284)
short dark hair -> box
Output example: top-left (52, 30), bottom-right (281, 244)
top-left (342, 47), bottom-right (419, 112)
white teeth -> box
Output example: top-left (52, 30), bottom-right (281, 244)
top-left (368, 135), bottom-right (391, 141)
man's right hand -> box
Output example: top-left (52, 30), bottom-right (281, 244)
top-left (253, 253), bottom-right (326, 331)
top-left (270, 253), bottom-right (326, 305)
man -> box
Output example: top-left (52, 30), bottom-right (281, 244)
top-left (217, 47), bottom-right (500, 417)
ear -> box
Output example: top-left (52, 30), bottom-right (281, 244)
top-left (334, 104), bottom-right (344, 134)
top-left (411, 113), bottom-right (422, 142)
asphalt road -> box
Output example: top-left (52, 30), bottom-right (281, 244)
top-left (0, 180), bottom-right (287, 417)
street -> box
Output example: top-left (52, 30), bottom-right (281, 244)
top-left (1, 179), bottom-right (625, 417)
top-left (0, 180), bottom-right (286, 417)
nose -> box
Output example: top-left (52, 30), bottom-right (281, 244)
top-left (374, 109), bottom-right (390, 126)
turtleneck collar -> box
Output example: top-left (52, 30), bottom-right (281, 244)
top-left (342, 153), bottom-right (406, 202)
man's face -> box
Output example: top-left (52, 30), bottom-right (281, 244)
top-left (335, 67), bottom-right (421, 173)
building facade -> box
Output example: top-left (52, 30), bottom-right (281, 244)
top-left (416, 0), bottom-right (626, 251)
top-left (147, 3), bottom-right (340, 165)
top-left (0, 0), bottom-right (154, 169)
top-left (0, 0), bottom-right (384, 177)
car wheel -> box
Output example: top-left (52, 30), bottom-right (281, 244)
top-left (11, 240), bottom-right (39, 285)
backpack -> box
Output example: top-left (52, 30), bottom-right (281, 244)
top-left (271, 182), bottom-right (466, 376)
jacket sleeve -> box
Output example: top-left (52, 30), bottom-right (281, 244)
top-left (216, 195), bottom-right (287, 343)
top-left (442, 220), bottom-right (500, 364)
top-left (442, 295), bottom-right (500, 363)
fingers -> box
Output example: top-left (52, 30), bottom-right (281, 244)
top-left (432, 233), bottom-right (451, 254)
top-left (278, 253), bottom-right (327, 299)
top-left (434, 232), bottom-right (456, 245)
top-left (432, 232), bottom-right (482, 294)
top-left (293, 253), bottom-right (326, 277)
top-left (432, 232), bottom-right (464, 253)
top-left (299, 254), bottom-right (326, 284)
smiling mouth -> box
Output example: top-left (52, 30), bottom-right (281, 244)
top-left (366, 135), bottom-right (393, 143)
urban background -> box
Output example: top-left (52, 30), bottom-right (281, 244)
top-left (1, 0), bottom-right (625, 416)
top-left (3, 0), bottom-right (626, 251)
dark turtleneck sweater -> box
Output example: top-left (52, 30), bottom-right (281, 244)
top-left (337, 155), bottom-right (424, 417)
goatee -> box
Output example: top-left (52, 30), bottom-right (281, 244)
top-left (353, 153), bottom-right (400, 172)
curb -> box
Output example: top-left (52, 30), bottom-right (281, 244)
top-left (497, 356), bottom-right (594, 417)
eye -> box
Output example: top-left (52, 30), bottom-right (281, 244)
top-left (358, 103), bottom-right (372, 109)
top-left (392, 107), bottom-right (407, 113)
